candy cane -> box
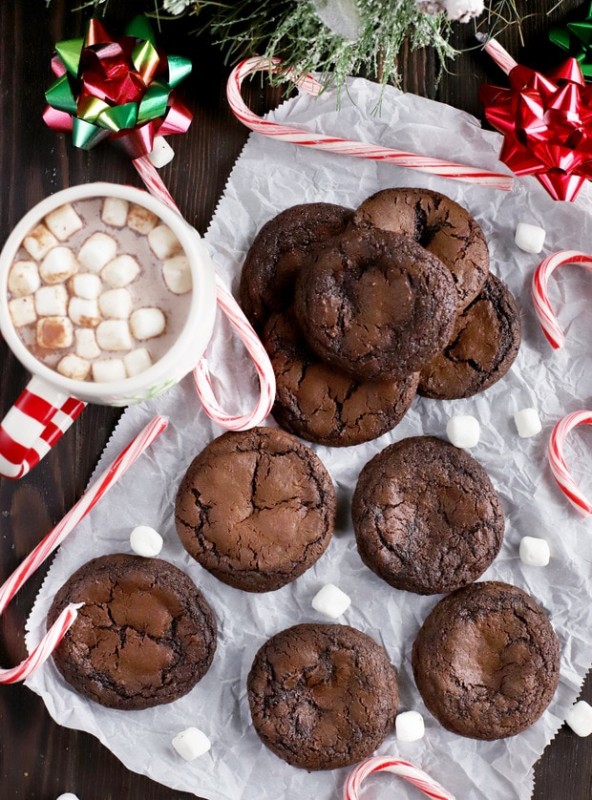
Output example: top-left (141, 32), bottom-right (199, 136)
top-left (344, 756), bottom-right (456, 800)
top-left (532, 250), bottom-right (592, 349)
top-left (226, 56), bottom-right (513, 192)
top-left (483, 38), bottom-right (519, 76)
top-left (133, 155), bottom-right (276, 429)
top-left (548, 410), bottom-right (592, 516)
top-left (0, 415), bottom-right (168, 683)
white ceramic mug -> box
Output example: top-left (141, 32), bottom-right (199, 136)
top-left (0, 182), bottom-right (217, 478)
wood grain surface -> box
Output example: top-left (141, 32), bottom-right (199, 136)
top-left (1, 1), bottom-right (591, 797)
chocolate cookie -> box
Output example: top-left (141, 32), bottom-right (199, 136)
top-left (175, 427), bottom-right (336, 592)
top-left (263, 310), bottom-right (419, 447)
top-left (239, 203), bottom-right (353, 330)
top-left (418, 274), bottom-right (521, 400)
top-left (352, 436), bottom-right (505, 595)
top-left (247, 623), bottom-right (399, 770)
top-left (47, 554), bottom-right (217, 710)
top-left (294, 227), bottom-right (458, 381)
top-left (412, 582), bottom-right (561, 739)
top-left (354, 188), bottom-right (489, 311)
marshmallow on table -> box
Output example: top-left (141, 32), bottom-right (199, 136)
top-left (99, 288), bottom-right (133, 320)
top-left (148, 225), bottom-right (181, 260)
top-left (172, 727), bottom-right (211, 761)
top-left (446, 415), bottom-right (480, 448)
top-left (92, 358), bottom-right (126, 383)
top-left (163, 254), bottom-right (192, 295)
top-left (8, 261), bottom-right (41, 297)
top-left (514, 407), bottom-right (542, 438)
top-left (23, 224), bottom-right (58, 261)
top-left (395, 711), bottom-right (425, 742)
top-left (515, 222), bottom-right (546, 254)
top-left (69, 272), bottom-right (102, 300)
top-left (565, 701), bottom-right (592, 737)
top-left (78, 232), bottom-right (118, 272)
top-left (127, 203), bottom-right (159, 234)
top-left (40, 246), bottom-right (79, 284)
top-left (312, 584), bottom-right (351, 619)
top-left (102, 197), bottom-right (129, 228)
top-left (124, 348), bottom-right (152, 377)
top-left (130, 307), bottom-right (166, 340)
top-left (57, 354), bottom-right (91, 381)
top-left (130, 525), bottom-right (163, 557)
top-left (69, 297), bottom-right (100, 328)
top-left (101, 255), bottom-right (140, 288)
top-left (35, 285), bottom-right (68, 317)
top-left (519, 536), bottom-right (550, 567)
top-left (56, 794), bottom-right (80, 800)
top-left (148, 135), bottom-right (175, 168)
top-left (44, 204), bottom-right (83, 241)
top-left (96, 320), bottom-right (133, 351)
top-left (75, 328), bottom-right (101, 360)
top-left (9, 296), bottom-right (37, 327)
top-left (36, 317), bottom-right (73, 349)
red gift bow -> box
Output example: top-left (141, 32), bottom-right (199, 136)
top-left (480, 56), bottom-right (592, 202)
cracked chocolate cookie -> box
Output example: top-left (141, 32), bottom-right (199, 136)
top-left (412, 582), bottom-right (560, 739)
top-left (239, 202), bottom-right (353, 331)
top-left (47, 554), bottom-right (217, 710)
top-left (353, 188), bottom-right (489, 311)
top-left (418, 274), bottom-right (521, 400)
top-left (294, 227), bottom-right (458, 381)
top-left (263, 310), bottom-right (419, 447)
top-left (352, 436), bottom-right (505, 595)
top-left (175, 427), bottom-right (336, 592)
top-left (247, 623), bottom-right (399, 769)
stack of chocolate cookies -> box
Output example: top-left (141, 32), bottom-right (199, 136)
top-left (239, 188), bottom-right (521, 446)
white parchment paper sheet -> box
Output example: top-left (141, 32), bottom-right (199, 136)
top-left (26, 78), bottom-right (592, 800)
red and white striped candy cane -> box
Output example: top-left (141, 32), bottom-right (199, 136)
top-left (483, 38), bottom-right (519, 76)
top-left (226, 56), bottom-right (513, 192)
top-left (532, 250), bottom-right (592, 349)
top-left (0, 414), bottom-right (168, 683)
top-left (548, 410), bottom-right (592, 516)
top-left (344, 756), bottom-right (456, 800)
top-left (133, 155), bottom-right (276, 430)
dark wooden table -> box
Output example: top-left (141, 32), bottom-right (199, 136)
top-left (1, 1), bottom-right (591, 797)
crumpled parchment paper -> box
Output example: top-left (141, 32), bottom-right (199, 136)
top-left (25, 77), bottom-right (592, 800)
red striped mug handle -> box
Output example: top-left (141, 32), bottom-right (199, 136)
top-left (0, 376), bottom-right (86, 479)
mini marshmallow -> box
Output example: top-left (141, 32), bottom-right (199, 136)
top-left (78, 232), bottom-right (118, 272)
top-left (515, 222), bottom-right (546, 254)
top-left (57, 354), bottom-right (91, 381)
top-left (92, 358), bottom-right (127, 383)
top-left (75, 328), bottom-right (101, 360)
top-left (96, 320), bottom-right (133, 351)
top-left (23, 223), bottom-right (58, 261)
top-left (44, 203), bottom-right (83, 241)
top-left (130, 525), bottom-right (163, 557)
top-left (68, 297), bottom-right (101, 328)
top-left (147, 135), bottom-right (175, 168)
top-left (130, 307), bottom-right (166, 340)
top-left (8, 261), bottom-right (41, 297)
top-left (99, 288), bottom-right (133, 320)
top-left (35, 285), bottom-right (68, 317)
top-left (395, 711), bottom-right (425, 742)
top-left (69, 272), bottom-right (102, 300)
top-left (36, 316), bottom-right (73, 349)
top-left (101, 254), bottom-right (140, 288)
top-left (40, 246), bottom-right (79, 284)
top-left (148, 224), bottom-right (181, 260)
top-left (565, 701), bottom-right (592, 737)
top-left (514, 407), bottom-right (542, 438)
top-left (519, 536), bottom-right (550, 567)
top-left (124, 348), bottom-right (152, 377)
top-left (312, 584), bottom-right (351, 619)
top-left (9, 296), bottom-right (37, 327)
top-left (446, 415), bottom-right (480, 448)
top-left (127, 203), bottom-right (158, 234)
top-left (56, 794), bottom-right (80, 800)
top-left (102, 197), bottom-right (129, 228)
top-left (172, 727), bottom-right (211, 761)
top-left (163, 254), bottom-right (192, 295)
